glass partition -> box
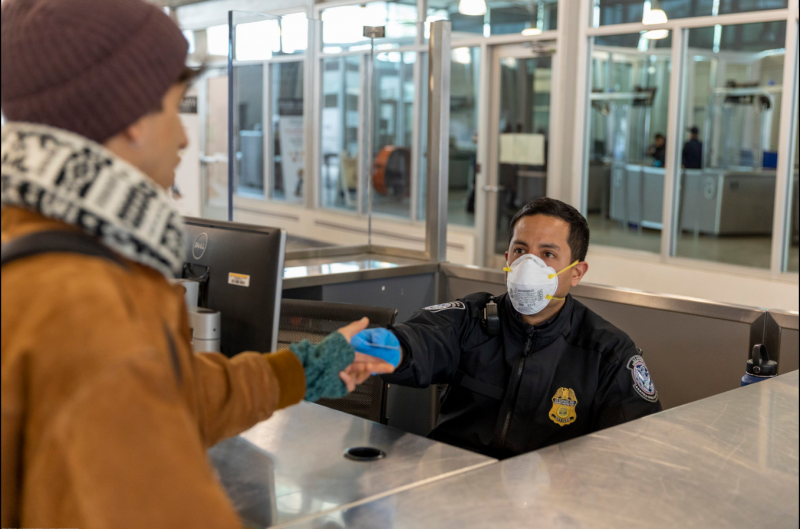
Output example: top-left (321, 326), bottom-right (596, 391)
top-left (426, 0), bottom-right (557, 39)
top-left (320, 56), bottom-right (362, 212)
top-left (585, 32), bottom-right (671, 254)
top-left (232, 64), bottom-right (265, 197)
top-left (270, 62), bottom-right (305, 202)
top-left (674, 21), bottom-right (786, 269)
top-left (223, 11), bottom-right (308, 219)
top-left (593, 0), bottom-right (788, 27)
top-left (203, 73), bottom-right (230, 218)
top-left (418, 47), bottom-right (481, 227)
top-left (369, 51), bottom-right (417, 219)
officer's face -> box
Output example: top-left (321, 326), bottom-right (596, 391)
top-left (505, 215), bottom-right (589, 298)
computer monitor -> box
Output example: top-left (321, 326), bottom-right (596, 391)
top-left (183, 217), bottom-right (286, 356)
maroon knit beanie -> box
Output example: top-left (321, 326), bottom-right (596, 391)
top-left (1, 0), bottom-right (189, 143)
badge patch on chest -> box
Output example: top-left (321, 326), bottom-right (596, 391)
top-left (627, 355), bottom-right (658, 403)
top-left (549, 388), bottom-right (578, 426)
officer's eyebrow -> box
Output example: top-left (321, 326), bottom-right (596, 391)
top-left (538, 242), bottom-right (561, 250)
top-left (510, 239), bottom-right (528, 248)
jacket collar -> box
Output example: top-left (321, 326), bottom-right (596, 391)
top-left (1, 122), bottom-right (184, 278)
top-left (498, 292), bottom-right (573, 348)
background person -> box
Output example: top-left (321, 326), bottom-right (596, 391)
top-left (647, 133), bottom-right (667, 167)
top-left (0, 0), bottom-right (394, 527)
top-left (682, 126), bottom-right (704, 169)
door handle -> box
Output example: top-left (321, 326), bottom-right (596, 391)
top-left (483, 185), bottom-right (506, 192)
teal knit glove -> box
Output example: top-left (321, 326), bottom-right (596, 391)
top-left (290, 332), bottom-right (355, 402)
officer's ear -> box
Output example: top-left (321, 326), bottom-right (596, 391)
top-left (570, 261), bottom-right (589, 287)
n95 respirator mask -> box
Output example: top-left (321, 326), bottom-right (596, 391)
top-left (504, 255), bottom-right (579, 315)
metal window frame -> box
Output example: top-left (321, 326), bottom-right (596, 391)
top-left (574, 6), bottom-right (799, 281)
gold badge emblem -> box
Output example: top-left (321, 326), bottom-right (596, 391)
top-left (549, 388), bottom-right (578, 426)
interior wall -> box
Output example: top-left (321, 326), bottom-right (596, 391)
top-left (584, 248), bottom-right (799, 312)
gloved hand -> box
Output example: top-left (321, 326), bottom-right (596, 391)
top-left (290, 332), bottom-right (354, 402)
top-left (351, 328), bottom-right (401, 368)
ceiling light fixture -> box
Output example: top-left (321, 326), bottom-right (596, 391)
top-left (642, 8), bottom-right (668, 39)
top-left (642, 8), bottom-right (667, 25)
top-left (458, 0), bottom-right (487, 17)
top-left (521, 27), bottom-right (543, 36)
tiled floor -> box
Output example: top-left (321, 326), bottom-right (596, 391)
top-left (587, 214), bottom-right (800, 271)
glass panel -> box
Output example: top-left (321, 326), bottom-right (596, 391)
top-left (228, 12), bottom-right (307, 206)
top-left (320, 56), bottom-right (361, 212)
top-left (321, 1), bottom-right (417, 53)
top-left (494, 55), bottom-right (553, 254)
top-left (204, 74), bottom-right (229, 211)
top-left (369, 52), bottom-right (416, 219)
top-left (593, 0), bottom-right (788, 27)
top-left (426, 0), bottom-right (557, 40)
top-left (585, 32), bottom-right (671, 254)
top-left (419, 47), bottom-right (481, 227)
top-left (270, 62), bottom-right (304, 202)
top-left (232, 64), bottom-right (265, 197)
top-left (675, 21), bottom-right (786, 269)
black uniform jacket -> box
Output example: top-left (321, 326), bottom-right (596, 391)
top-left (383, 292), bottom-right (662, 459)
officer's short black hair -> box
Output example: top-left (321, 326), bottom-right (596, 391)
top-left (508, 198), bottom-right (590, 262)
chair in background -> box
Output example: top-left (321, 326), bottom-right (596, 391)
top-left (277, 298), bottom-right (398, 423)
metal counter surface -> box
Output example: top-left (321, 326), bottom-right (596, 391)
top-left (208, 401), bottom-right (495, 528)
top-left (283, 371), bottom-right (799, 529)
top-left (282, 254), bottom-right (438, 290)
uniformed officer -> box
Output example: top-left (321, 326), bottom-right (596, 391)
top-left (353, 197), bottom-right (662, 459)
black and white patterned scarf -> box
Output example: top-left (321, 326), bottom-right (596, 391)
top-left (1, 122), bottom-right (185, 278)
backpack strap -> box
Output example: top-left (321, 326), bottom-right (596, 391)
top-left (1, 230), bottom-right (128, 270)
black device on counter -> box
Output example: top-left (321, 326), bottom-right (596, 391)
top-left (183, 217), bottom-right (286, 357)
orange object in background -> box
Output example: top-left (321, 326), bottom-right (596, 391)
top-left (372, 146), bottom-right (411, 196)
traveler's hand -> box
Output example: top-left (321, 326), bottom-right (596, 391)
top-left (337, 317), bottom-right (370, 343)
top-left (336, 317), bottom-right (397, 392)
top-left (340, 356), bottom-right (395, 392)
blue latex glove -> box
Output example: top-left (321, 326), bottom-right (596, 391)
top-left (351, 328), bottom-right (401, 368)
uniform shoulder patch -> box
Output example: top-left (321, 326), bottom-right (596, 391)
top-left (627, 355), bottom-right (658, 403)
top-left (424, 301), bottom-right (466, 313)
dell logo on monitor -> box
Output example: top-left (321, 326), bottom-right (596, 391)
top-left (192, 233), bottom-right (209, 259)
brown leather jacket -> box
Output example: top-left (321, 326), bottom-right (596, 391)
top-left (1, 207), bottom-right (306, 528)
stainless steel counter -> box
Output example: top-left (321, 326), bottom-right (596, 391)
top-left (284, 371), bottom-right (799, 529)
top-left (208, 401), bottom-right (495, 528)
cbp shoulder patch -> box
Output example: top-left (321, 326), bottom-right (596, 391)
top-left (424, 301), bottom-right (466, 313)
top-left (627, 355), bottom-right (658, 403)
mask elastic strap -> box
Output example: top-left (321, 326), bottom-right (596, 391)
top-left (503, 261), bottom-right (512, 273)
top-left (546, 294), bottom-right (565, 301)
top-left (547, 260), bottom-right (579, 280)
